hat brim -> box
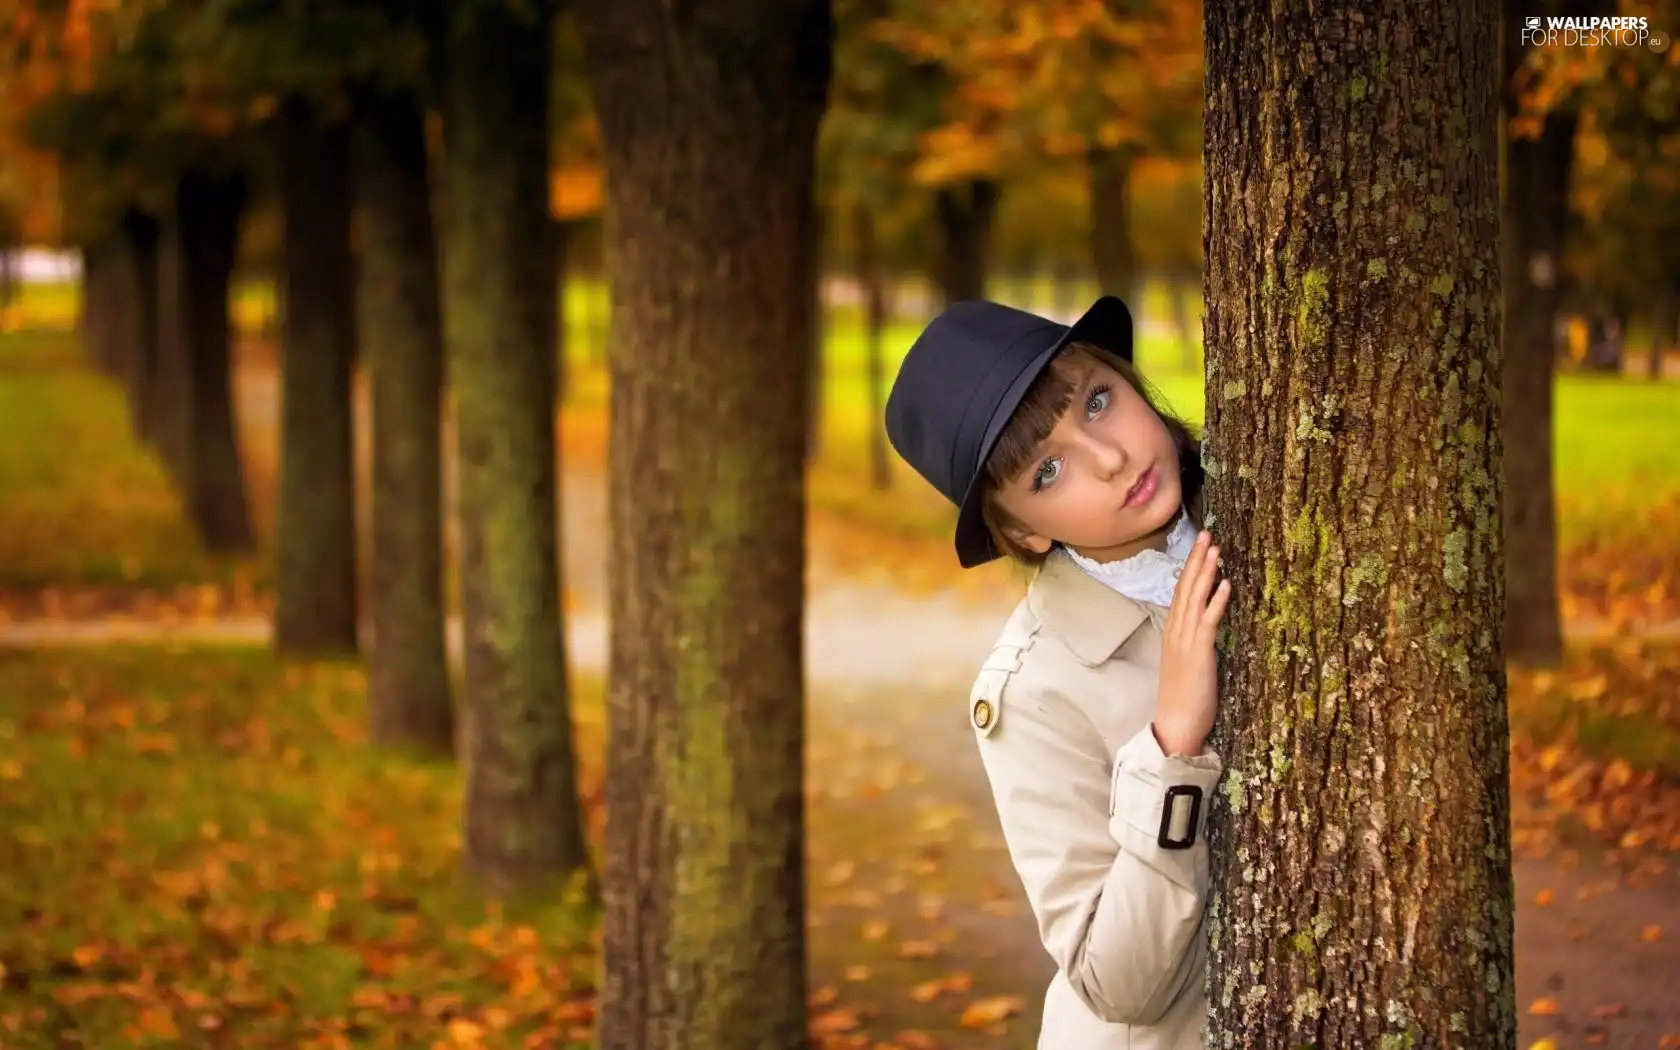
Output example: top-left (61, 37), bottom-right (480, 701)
top-left (951, 295), bottom-right (1136, 569)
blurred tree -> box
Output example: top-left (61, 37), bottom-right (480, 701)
top-left (1500, 0), bottom-right (1611, 667)
top-left (271, 94), bottom-right (359, 654)
top-left (579, 0), bottom-right (832, 1045)
top-left (887, 0), bottom-right (1203, 307)
top-left (1548, 0), bottom-right (1680, 380)
top-left (166, 0), bottom-right (403, 656)
top-left (828, 0), bottom-right (997, 306)
top-left (16, 2), bottom-right (260, 552)
top-left (441, 0), bottom-right (592, 896)
top-left (1203, 0), bottom-right (1512, 1045)
top-left (350, 0), bottom-right (454, 755)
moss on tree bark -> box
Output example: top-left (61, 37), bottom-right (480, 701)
top-left (578, 1), bottom-right (833, 1045)
top-left (441, 0), bottom-right (592, 895)
top-left (1202, 2), bottom-right (1514, 1046)
top-left (354, 89), bottom-right (454, 755)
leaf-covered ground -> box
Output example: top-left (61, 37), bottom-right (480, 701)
top-left (0, 648), bottom-right (601, 1049)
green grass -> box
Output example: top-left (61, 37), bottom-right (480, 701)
top-left (0, 332), bottom-right (264, 591)
top-left (0, 646), bottom-right (601, 1049)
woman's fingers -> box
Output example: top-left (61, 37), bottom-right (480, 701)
top-left (1190, 540), bottom-right (1220, 611)
top-left (1200, 578), bottom-right (1232, 637)
top-left (1166, 532), bottom-right (1209, 631)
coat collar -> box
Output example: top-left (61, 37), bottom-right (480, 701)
top-left (1027, 547), bottom-right (1152, 666)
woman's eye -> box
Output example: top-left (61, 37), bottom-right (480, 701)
top-left (1032, 458), bottom-right (1062, 491)
top-left (1086, 386), bottom-right (1111, 417)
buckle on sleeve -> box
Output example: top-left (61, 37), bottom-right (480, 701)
top-left (1157, 785), bottom-right (1204, 850)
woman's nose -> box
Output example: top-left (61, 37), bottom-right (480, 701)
top-left (1087, 434), bottom-right (1127, 478)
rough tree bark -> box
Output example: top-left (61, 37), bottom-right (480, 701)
top-left (353, 89), bottom-right (454, 755)
top-left (155, 168), bottom-right (256, 554)
top-left (577, 0), bottom-right (832, 1045)
top-left (1089, 144), bottom-right (1142, 307)
top-left (274, 99), bottom-right (360, 655)
top-left (931, 179), bottom-right (997, 305)
top-left (1202, 2), bottom-right (1513, 1047)
top-left (442, 0), bottom-right (592, 894)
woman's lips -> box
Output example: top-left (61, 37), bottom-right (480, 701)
top-left (1124, 466), bottom-right (1157, 509)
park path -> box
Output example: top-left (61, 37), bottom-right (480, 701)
top-left (2, 362), bottom-right (1677, 1046)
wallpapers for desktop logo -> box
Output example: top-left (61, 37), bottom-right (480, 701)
top-left (1520, 14), bottom-right (1669, 51)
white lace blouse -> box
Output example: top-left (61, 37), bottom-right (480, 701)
top-left (1062, 510), bottom-right (1199, 609)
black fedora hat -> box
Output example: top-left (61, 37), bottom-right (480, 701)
top-left (884, 296), bottom-right (1135, 568)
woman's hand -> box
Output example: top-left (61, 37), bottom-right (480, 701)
top-left (1153, 530), bottom-right (1230, 757)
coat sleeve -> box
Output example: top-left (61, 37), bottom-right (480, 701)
top-left (972, 672), bottom-right (1224, 1027)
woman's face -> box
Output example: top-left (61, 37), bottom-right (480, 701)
top-left (989, 352), bottom-right (1182, 563)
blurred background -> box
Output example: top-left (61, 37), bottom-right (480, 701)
top-left (0, 1), bottom-right (1677, 1048)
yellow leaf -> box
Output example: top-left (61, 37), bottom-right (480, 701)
top-left (1528, 1040), bottom-right (1559, 1050)
top-left (844, 965), bottom-right (872, 982)
top-left (136, 1007), bottom-right (180, 1039)
top-left (447, 1018), bottom-right (484, 1046)
top-left (960, 994), bottom-right (1023, 1028)
top-left (810, 1008), bottom-right (861, 1036)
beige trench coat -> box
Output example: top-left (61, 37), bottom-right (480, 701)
top-left (968, 547), bottom-right (1224, 1050)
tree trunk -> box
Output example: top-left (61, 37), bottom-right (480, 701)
top-left (578, 0), bottom-right (831, 1045)
top-left (442, 0), bottom-right (593, 895)
top-left (806, 204), bottom-right (826, 464)
top-left (1500, 0), bottom-right (1603, 666)
top-left (1172, 270), bottom-right (1198, 373)
top-left (155, 169), bottom-right (256, 554)
top-left (931, 179), bottom-right (997, 305)
top-left (114, 208), bottom-right (164, 447)
top-left (1088, 144), bottom-right (1142, 307)
top-left (1649, 283), bottom-right (1677, 381)
top-left (855, 201), bottom-right (893, 491)
top-left (354, 89), bottom-right (454, 756)
top-left (274, 100), bottom-right (360, 655)
top-left (1202, 2), bottom-right (1512, 1047)
top-left (82, 239), bottom-right (121, 376)
top-left (554, 217), bottom-right (571, 404)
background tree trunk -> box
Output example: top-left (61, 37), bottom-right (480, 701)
top-left (553, 217), bottom-right (571, 404)
top-left (1088, 144), bottom-right (1142, 307)
top-left (354, 89), bottom-right (454, 756)
top-left (1202, 2), bottom-right (1513, 1046)
top-left (806, 206), bottom-right (827, 464)
top-left (1651, 281), bottom-right (1678, 380)
top-left (274, 100), bottom-right (360, 655)
top-left (1172, 269), bottom-right (1199, 373)
top-left (931, 179), bottom-right (997, 305)
top-left (855, 201), bottom-right (893, 491)
top-left (578, 0), bottom-right (832, 1046)
top-left (156, 168), bottom-right (255, 555)
top-left (442, 0), bottom-right (592, 895)
top-left (82, 238), bottom-right (123, 377)
top-left (1499, 0), bottom-right (1604, 666)
top-left (114, 208), bottom-right (163, 448)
